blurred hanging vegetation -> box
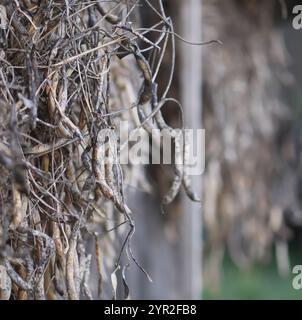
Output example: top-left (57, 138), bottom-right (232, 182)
top-left (202, 0), bottom-right (302, 296)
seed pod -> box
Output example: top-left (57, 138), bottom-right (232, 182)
top-left (0, 265), bottom-right (12, 300)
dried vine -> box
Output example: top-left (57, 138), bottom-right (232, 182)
top-left (0, 0), bottom-right (206, 300)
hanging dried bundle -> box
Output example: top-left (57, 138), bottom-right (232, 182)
top-left (0, 0), bottom-right (199, 300)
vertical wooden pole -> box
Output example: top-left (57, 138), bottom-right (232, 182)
top-left (126, 0), bottom-right (203, 299)
top-left (179, 0), bottom-right (203, 299)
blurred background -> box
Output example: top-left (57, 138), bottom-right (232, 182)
top-left (201, 0), bottom-right (302, 299)
top-left (127, 0), bottom-right (302, 300)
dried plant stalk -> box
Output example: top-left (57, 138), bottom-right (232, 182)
top-left (0, 0), bottom-right (200, 300)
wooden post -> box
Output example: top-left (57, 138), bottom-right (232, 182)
top-left (126, 0), bottom-right (203, 299)
top-left (179, 0), bottom-right (203, 299)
